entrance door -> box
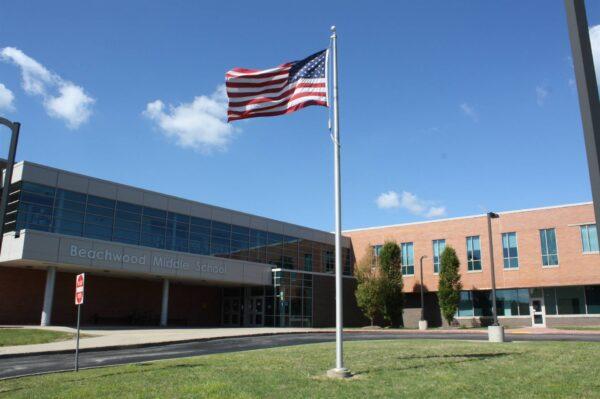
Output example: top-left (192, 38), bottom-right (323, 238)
top-left (530, 297), bottom-right (546, 327)
top-left (222, 297), bottom-right (242, 327)
top-left (246, 296), bottom-right (264, 327)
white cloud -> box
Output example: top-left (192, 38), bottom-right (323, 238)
top-left (143, 85), bottom-right (236, 153)
top-left (375, 190), bottom-right (447, 218)
top-left (0, 83), bottom-right (15, 111)
top-left (460, 102), bottom-right (478, 122)
top-left (375, 191), bottom-right (400, 209)
top-left (0, 47), bottom-right (94, 128)
top-left (536, 85), bottom-right (549, 106)
top-left (590, 25), bottom-right (600, 81)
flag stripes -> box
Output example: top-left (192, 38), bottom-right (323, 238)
top-left (226, 50), bottom-right (328, 121)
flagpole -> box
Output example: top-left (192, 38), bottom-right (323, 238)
top-left (327, 25), bottom-right (350, 379)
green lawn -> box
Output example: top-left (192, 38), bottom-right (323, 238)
top-left (0, 328), bottom-right (74, 347)
top-left (1, 339), bottom-right (599, 398)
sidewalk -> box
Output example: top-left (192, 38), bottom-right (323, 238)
top-left (1, 325), bottom-right (598, 358)
top-left (0, 326), bottom-right (317, 357)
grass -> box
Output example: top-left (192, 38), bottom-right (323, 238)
top-left (0, 328), bottom-right (75, 347)
top-left (2, 339), bottom-right (600, 398)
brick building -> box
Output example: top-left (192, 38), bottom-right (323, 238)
top-left (345, 203), bottom-right (600, 328)
top-left (1, 160), bottom-right (599, 328)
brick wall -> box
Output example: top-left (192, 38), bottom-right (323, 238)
top-left (345, 203), bottom-right (600, 292)
top-left (0, 267), bottom-right (46, 325)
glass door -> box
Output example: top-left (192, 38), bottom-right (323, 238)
top-left (222, 297), bottom-right (241, 327)
top-left (245, 296), bottom-right (264, 327)
top-left (530, 297), bottom-right (546, 327)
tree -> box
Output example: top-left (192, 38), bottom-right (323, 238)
top-left (379, 241), bottom-right (404, 326)
top-left (355, 277), bottom-right (383, 326)
top-left (437, 246), bottom-right (462, 325)
top-left (354, 248), bottom-right (382, 325)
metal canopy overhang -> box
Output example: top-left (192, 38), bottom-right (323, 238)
top-left (0, 230), bottom-right (272, 286)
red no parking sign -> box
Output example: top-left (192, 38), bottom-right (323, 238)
top-left (75, 273), bottom-right (85, 305)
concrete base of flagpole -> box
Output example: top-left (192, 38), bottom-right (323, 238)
top-left (418, 320), bottom-right (428, 330)
top-left (488, 325), bottom-right (505, 342)
top-left (327, 367), bottom-right (352, 379)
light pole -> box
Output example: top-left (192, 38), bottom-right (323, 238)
top-left (486, 211), bottom-right (504, 342)
top-left (418, 255), bottom-right (427, 330)
top-left (564, 0), bottom-right (600, 247)
top-left (0, 117), bottom-right (20, 253)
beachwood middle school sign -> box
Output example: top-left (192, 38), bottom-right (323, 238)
top-left (69, 244), bottom-right (227, 275)
top-left (0, 229), bottom-right (271, 286)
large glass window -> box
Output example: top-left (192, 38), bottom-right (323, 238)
top-left (540, 228), bottom-right (559, 266)
top-left (432, 239), bottom-right (445, 274)
top-left (502, 232), bottom-right (519, 269)
top-left (555, 286), bottom-right (586, 315)
top-left (7, 181), bottom-right (349, 274)
top-left (580, 224), bottom-right (599, 253)
top-left (466, 236), bottom-right (482, 271)
top-left (585, 285), bottom-right (600, 314)
top-left (401, 242), bottom-right (414, 275)
top-left (496, 289), bottom-right (530, 316)
top-left (458, 291), bottom-right (474, 317)
top-left (323, 249), bottom-right (335, 273)
top-left (542, 288), bottom-right (558, 315)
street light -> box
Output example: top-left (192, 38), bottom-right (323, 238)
top-left (0, 117), bottom-right (20, 253)
top-left (419, 255), bottom-right (427, 330)
top-left (486, 211), bottom-right (504, 342)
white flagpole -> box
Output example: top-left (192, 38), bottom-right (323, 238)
top-left (327, 25), bottom-right (350, 379)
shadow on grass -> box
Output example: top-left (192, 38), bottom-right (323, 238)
top-left (356, 352), bottom-right (520, 376)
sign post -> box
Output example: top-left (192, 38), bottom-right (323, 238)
top-left (74, 273), bottom-right (85, 372)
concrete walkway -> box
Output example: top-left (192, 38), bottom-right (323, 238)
top-left (1, 325), bottom-right (598, 357)
top-left (0, 326), bottom-right (317, 357)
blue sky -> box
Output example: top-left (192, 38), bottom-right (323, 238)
top-left (1, 1), bottom-right (600, 231)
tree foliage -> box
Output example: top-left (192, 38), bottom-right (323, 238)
top-left (379, 241), bottom-right (404, 326)
top-left (355, 277), bottom-right (383, 326)
top-left (437, 246), bottom-right (462, 325)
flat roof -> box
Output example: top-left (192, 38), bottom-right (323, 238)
top-left (343, 202), bottom-right (594, 233)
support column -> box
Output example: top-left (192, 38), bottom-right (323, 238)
top-left (40, 267), bottom-right (56, 326)
top-left (160, 279), bottom-right (169, 327)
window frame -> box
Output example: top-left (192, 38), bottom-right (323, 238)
top-left (432, 239), bottom-right (445, 275)
top-left (466, 235), bottom-right (482, 272)
top-left (580, 224), bottom-right (599, 254)
top-left (539, 228), bottom-right (559, 268)
top-left (501, 232), bottom-right (519, 270)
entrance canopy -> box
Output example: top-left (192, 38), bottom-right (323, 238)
top-left (0, 229), bottom-right (272, 286)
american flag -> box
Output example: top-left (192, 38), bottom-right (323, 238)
top-left (225, 50), bottom-right (328, 122)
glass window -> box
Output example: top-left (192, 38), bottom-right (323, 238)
top-left (466, 236), bottom-right (482, 271)
top-left (555, 286), bottom-right (586, 315)
top-left (473, 290), bottom-right (492, 316)
top-left (372, 244), bottom-right (382, 257)
top-left (84, 224), bottom-right (112, 241)
top-left (502, 232), bottom-right (519, 269)
top-left (585, 285), bottom-right (600, 314)
top-left (401, 242), bottom-right (414, 275)
top-left (303, 253), bottom-right (313, 271)
top-left (540, 228), bottom-right (559, 266)
top-left (432, 239), bottom-right (445, 274)
top-left (458, 291), bottom-right (474, 317)
top-left (580, 224), bottom-right (599, 253)
top-left (542, 287), bottom-right (557, 315)
top-left (21, 182), bottom-right (56, 197)
top-left (495, 288), bottom-right (529, 316)
top-left (87, 195), bottom-right (115, 210)
top-left (323, 249), bottom-right (334, 273)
